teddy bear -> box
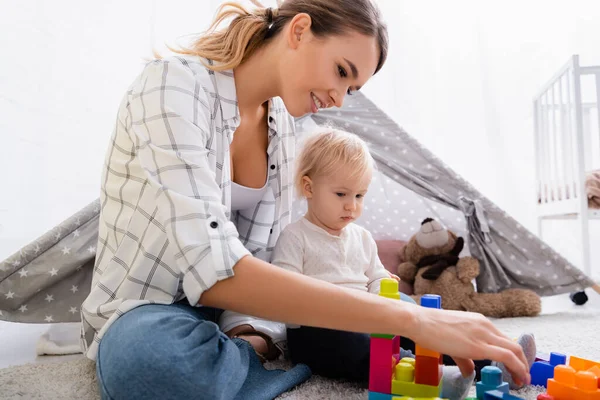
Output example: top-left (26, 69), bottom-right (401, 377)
top-left (397, 217), bottom-right (541, 318)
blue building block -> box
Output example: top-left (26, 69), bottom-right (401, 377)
top-left (530, 352), bottom-right (567, 387)
top-left (484, 389), bottom-right (525, 399)
top-left (369, 391), bottom-right (393, 400)
top-left (476, 366), bottom-right (509, 400)
top-left (420, 294), bottom-right (441, 309)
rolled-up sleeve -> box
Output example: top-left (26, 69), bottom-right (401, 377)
top-left (128, 59), bottom-right (250, 305)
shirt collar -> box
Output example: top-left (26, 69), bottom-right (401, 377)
top-left (212, 63), bottom-right (281, 136)
top-left (301, 217), bottom-right (348, 240)
top-left (213, 69), bottom-right (239, 121)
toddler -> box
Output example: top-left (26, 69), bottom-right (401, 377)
top-left (272, 129), bottom-right (536, 398)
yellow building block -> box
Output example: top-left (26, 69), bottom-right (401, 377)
top-left (379, 278), bottom-right (401, 300)
top-left (391, 379), bottom-right (442, 398)
top-left (392, 397), bottom-right (446, 400)
top-left (391, 357), bottom-right (442, 398)
top-left (415, 344), bottom-right (441, 359)
top-left (392, 397), bottom-right (447, 400)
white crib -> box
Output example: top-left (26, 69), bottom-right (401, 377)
top-left (534, 55), bottom-right (600, 298)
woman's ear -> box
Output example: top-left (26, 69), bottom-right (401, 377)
top-left (302, 175), bottom-right (313, 198)
top-left (286, 13), bottom-right (312, 49)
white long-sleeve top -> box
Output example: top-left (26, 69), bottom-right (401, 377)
top-left (271, 218), bottom-right (389, 294)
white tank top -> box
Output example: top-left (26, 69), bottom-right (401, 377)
top-left (231, 179), bottom-right (269, 211)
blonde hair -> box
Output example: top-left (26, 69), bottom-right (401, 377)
top-left (167, 0), bottom-right (388, 72)
top-left (295, 129), bottom-right (375, 197)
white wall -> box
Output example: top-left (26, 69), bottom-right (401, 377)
top-left (1, 0), bottom-right (600, 274)
top-left (362, 0), bottom-right (600, 274)
top-left (0, 0), bottom-right (227, 259)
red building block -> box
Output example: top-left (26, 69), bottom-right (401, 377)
top-left (415, 355), bottom-right (442, 386)
top-left (536, 394), bottom-right (555, 400)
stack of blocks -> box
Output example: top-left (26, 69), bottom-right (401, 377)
top-left (369, 279), bottom-right (444, 400)
top-left (540, 355), bottom-right (600, 399)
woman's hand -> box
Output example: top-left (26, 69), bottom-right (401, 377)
top-left (404, 305), bottom-right (531, 385)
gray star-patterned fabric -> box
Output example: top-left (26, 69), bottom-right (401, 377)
top-left (0, 90), bottom-right (594, 325)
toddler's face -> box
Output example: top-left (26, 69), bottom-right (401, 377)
top-left (304, 167), bottom-right (372, 235)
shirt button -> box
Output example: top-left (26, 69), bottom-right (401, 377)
top-left (210, 221), bottom-right (218, 229)
top-left (270, 165), bottom-right (276, 170)
top-left (268, 116), bottom-right (274, 123)
top-left (270, 228), bottom-right (273, 234)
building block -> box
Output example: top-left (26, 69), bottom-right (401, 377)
top-left (371, 337), bottom-right (401, 366)
top-left (371, 371), bottom-right (393, 395)
top-left (570, 355), bottom-right (600, 373)
top-left (372, 333), bottom-right (396, 339)
top-left (370, 335), bottom-right (401, 393)
top-left (536, 352), bottom-right (550, 362)
top-left (369, 287), bottom-right (445, 400)
top-left (380, 279), bottom-right (402, 300)
top-left (483, 390), bottom-right (524, 399)
top-left (476, 366), bottom-right (509, 399)
top-left (547, 364), bottom-right (600, 399)
top-left (415, 355), bottom-right (442, 386)
top-left (391, 379), bottom-right (442, 398)
top-left (372, 279), bottom-right (401, 338)
top-left (369, 391), bottom-right (394, 400)
top-left (420, 294), bottom-right (442, 309)
top-left (416, 344), bottom-right (441, 359)
top-left (530, 352), bottom-right (567, 387)
top-left (536, 394), bottom-right (555, 400)
top-left (391, 357), bottom-right (442, 398)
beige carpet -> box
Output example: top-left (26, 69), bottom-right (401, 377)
top-left (1, 307), bottom-right (600, 400)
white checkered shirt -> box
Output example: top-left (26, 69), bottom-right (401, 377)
top-left (81, 56), bottom-right (296, 360)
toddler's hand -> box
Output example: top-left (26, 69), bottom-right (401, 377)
top-left (387, 271), bottom-right (401, 282)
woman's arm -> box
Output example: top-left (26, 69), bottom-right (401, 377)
top-left (201, 255), bottom-right (531, 385)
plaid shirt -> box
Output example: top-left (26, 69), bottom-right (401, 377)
top-left (81, 56), bottom-right (296, 360)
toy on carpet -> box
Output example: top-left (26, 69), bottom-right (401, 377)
top-left (369, 279), bottom-right (444, 399)
top-left (368, 279), bottom-right (525, 400)
top-left (530, 352), bottom-right (567, 387)
top-left (396, 218), bottom-right (542, 318)
top-left (535, 354), bottom-right (600, 399)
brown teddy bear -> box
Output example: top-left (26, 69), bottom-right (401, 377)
top-left (397, 217), bottom-right (541, 318)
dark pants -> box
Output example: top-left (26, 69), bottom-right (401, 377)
top-left (287, 326), bottom-right (492, 383)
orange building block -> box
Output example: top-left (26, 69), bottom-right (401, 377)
top-left (570, 356), bottom-right (600, 374)
top-left (415, 344), bottom-right (441, 359)
top-left (547, 364), bottom-right (600, 400)
top-left (415, 355), bottom-right (442, 386)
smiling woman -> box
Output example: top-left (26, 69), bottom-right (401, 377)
top-left (77, 0), bottom-right (532, 398)
top-left (170, 0), bottom-right (388, 116)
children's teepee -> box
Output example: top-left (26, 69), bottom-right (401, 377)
top-left (0, 91), bottom-right (595, 324)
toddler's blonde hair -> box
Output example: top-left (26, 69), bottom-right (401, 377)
top-left (295, 129), bottom-right (375, 197)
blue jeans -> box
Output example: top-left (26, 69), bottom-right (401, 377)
top-left (96, 302), bottom-right (311, 400)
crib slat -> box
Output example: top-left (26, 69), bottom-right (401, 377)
top-left (553, 82), bottom-right (565, 200)
top-left (540, 93), bottom-right (549, 203)
top-left (566, 69), bottom-right (579, 199)
top-left (595, 73), bottom-right (600, 169)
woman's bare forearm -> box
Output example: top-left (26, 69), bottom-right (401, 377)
top-left (199, 255), bottom-right (417, 337)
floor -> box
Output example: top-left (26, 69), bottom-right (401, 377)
top-left (1, 291), bottom-right (599, 370)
